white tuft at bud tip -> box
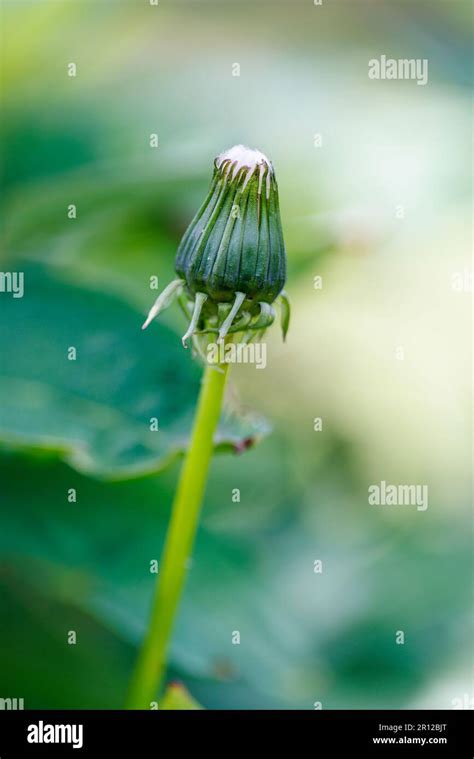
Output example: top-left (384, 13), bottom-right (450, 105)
top-left (216, 144), bottom-right (272, 173)
top-left (215, 144), bottom-right (274, 197)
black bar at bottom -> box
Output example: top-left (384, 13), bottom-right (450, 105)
top-left (0, 709), bottom-right (471, 757)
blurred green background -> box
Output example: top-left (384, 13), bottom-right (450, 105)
top-left (0, 0), bottom-right (472, 709)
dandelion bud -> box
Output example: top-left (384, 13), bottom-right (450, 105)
top-left (175, 145), bottom-right (286, 304)
top-left (143, 145), bottom-right (290, 347)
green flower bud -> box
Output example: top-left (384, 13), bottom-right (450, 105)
top-left (143, 145), bottom-right (290, 349)
top-left (175, 145), bottom-right (286, 304)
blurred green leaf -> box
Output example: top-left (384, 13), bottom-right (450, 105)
top-left (0, 453), bottom-right (290, 708)
top-left (1, 165), bottom-right (205, 311)
top-left (0, 574), bottom-right (134, 709)
top-left (0, 265), bottom-right (269, 478)
top-left (1, 452), bottom-right (470, 709)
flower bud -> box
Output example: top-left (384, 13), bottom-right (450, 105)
top-left (143, 145), bottom-right (290, 347)
top-left (175, 145), bottom-right (286, 304)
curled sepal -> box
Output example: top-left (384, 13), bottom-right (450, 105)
top-left (227, 310), bottom-right (253, 334)
top-left (279, 290), bottom-right (291, 342)
top-left (218, 291), bottom-right (246, 343)
top-left (250, 302), bottom-right (276, 332)
top-left (182, 292), bottom-right (208, 347)
top-left (142, 279), bottom-right (183, 330)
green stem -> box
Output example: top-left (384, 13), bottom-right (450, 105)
top-left (126, 359), bottom-right (230, 708)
